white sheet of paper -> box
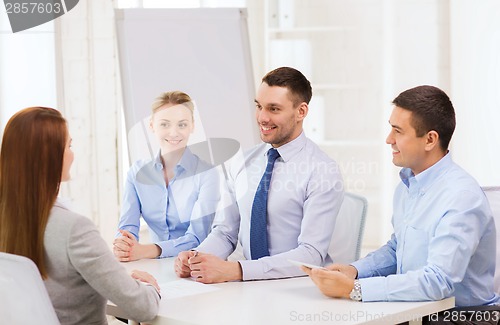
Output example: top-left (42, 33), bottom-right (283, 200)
top-left (159, 279), bottom-right (220, 300)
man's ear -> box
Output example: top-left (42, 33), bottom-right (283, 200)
top-left (296, 102), bottom-right (308, 122)
top-left (425, 130), bottom-right (440, 151)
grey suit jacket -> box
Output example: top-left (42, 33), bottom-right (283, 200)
top-left (43, 202), bottom-right (160, 324)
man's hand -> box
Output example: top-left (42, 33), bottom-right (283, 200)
top-left (182, 252), bottom-right (242, 284)
top-left (302, 265), bottom-right (356, 299)
top-left (174, 250), bottom-right (195, 278)
top-left (324, 263), bottom-right (358, 279)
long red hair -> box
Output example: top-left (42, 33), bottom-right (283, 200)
top-left (0, 107), bottom-right (67, 278)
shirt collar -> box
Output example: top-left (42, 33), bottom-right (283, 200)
top-left (263, 131), bottom-right (306, 163)
top-left (153, 148), bottom-right (196, 175)
top-left (399, 152), bottom-right (453, 190)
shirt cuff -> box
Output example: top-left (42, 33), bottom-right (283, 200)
top-left (358, 277), bottom-right (388, 302)
top-left (351, 260), bottom-right (372, 279)
top-left (238, 259), bottom-right (264, 281)
top-left (156, 242), bottom-right (169, 258)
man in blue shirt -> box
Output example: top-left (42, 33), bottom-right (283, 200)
top-left (174, 67), bottom-right (344, 283)
top-left (304, 85), bottom-right (499, 324)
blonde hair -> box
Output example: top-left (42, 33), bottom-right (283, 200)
top-left (0, 107), bottom-right (67, 279)
top-left (151, 91), bottom-right (194, 120)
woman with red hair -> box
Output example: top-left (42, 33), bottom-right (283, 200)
top-left (0, 107), bottom-right (160, 324)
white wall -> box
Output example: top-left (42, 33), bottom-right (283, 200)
top-left (450, 0), bottom-right (500, 186)
top-left (54, 0), bottom-right (122, 246)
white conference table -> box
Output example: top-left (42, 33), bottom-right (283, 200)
top-left (107, 258), bottom-right (454, 325)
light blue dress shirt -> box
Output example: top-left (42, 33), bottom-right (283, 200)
top-left (352, 153), bottom-right (500, 306)
top-left (118, 148), bottom-right (221, 258)
top-left (197, 132), bottom-right (344, 280)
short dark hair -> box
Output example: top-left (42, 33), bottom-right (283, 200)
top-left (392, 85), bottom-right (456, 151)
top-left (261, 67), bottom-right (312, 106)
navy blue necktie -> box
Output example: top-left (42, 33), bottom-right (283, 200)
top-left (250, 148), bottom-right (280, 260)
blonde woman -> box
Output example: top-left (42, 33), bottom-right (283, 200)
top-left (114, 91), bottom-right (220, 261)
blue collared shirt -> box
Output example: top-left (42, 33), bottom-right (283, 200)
top-left (352, 153), bottom-right (500, 306)
top-left (118, 148), bottom-right (221, 258)
top-left (198, 132), bottom-right (344, 280)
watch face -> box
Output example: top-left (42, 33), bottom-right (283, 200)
top-left (350, 291), bottom-right (362, 301)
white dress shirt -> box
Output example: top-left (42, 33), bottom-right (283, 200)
top-left (198, 132), bottom-right (344, 280)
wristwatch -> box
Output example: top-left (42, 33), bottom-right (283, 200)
top-left (349, 279), bottom-right (362, 301)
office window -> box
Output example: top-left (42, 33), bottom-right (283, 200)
top-left (0, 11), bottom-right (57, 128)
